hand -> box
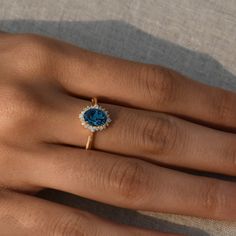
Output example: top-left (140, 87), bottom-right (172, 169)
top-left (0, 32), bottom-right (236, 234)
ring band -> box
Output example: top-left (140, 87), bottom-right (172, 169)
top-left (79, 97), bottom-right (112, 150)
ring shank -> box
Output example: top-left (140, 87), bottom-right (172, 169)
top-left (86, 132), bottom-right (94, 150)
top-left (85, 97), bottom-right (97, 150)
top-left (92, 97), bottom-right (98, 106)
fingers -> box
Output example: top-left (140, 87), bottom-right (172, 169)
top-left (41, 35), bottom-right (236, 131)
top-left (2, 32), bottom-right (236, 136)
top-left (23, 145), bottom-right (236, 221)
top-left (46, 94), bottom-right (236, 176)
top-left (0, 190), bottom-right (170, 236)
top-left (3, 33), bottom-right (236, 131)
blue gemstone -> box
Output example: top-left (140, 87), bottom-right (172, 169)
top-left (83, 108), bottom-right (107, 127)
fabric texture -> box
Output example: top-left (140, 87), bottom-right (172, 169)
top-left (0, 0), bottom-right (236, 235)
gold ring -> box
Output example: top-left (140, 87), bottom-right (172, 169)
top-left (79, 97), bottom-right (112, 150)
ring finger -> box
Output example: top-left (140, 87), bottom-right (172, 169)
top-left (44, 93), bottom-right (236, 176)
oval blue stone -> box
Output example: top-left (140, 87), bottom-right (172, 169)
top-left (83, 108), bottom-right (107, 127)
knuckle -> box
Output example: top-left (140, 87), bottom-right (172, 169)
top-left (0, 86), bottom-right (41, 132)
top-left (201, 181), bottom-right (226, 217)
top-left (52, 213), bottom-right (91, 236)
top-left (107, 160), bottom-right (148, 203)
top-left (140, 116), bottom-right (178, 155)
top-left (140, 65), bottom-right (176, 106)
top-left (0, 189), bottom-right (11, 209)
top-left (6, 87), bottom-right (38, 115)
top-left (6, 34), bottom-right (53, 77)
top-left (17, 34), bottom-right (51, 55)
top-left (212, 91), bottom-right (233, 123)
top-left (222, 145), bottom-right (236, 175)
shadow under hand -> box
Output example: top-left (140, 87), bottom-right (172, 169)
top-left (2, 19), bottom-right (235, 235)
top-left (38, 189), bottom-right (209, 236)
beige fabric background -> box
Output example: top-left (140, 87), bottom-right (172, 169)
top-left (0, 0), bottom-right (236, 235)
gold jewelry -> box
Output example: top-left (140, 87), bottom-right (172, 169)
top-left (79, 97), bottom-right (111, 150)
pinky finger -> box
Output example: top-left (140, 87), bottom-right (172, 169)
top-left (0, 189), bottom-right (178, 236)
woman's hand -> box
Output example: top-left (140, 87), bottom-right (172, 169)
top-left (0, 32), bottom-right (236, 234)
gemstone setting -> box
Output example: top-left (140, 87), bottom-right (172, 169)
top-left (79, 105), bottom-right (111, 132)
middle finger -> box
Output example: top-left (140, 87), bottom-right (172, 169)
top-left (25, 145), bottom-right (236, 221)
top-left (44, 94), bottom-right (236, 176)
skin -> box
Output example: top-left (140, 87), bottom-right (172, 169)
top-left (0, 31), bottom-right (236, 235)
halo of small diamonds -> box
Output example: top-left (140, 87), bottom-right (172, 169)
top-left (79, 105), bottom-right (111, 132)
